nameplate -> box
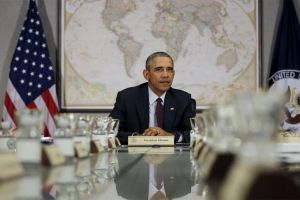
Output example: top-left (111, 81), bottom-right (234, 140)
top-left (42, 144), bottom-right (66, 166)
top-left (128, 136), bottom-right (174, 146)
top-left (90, 140), bottom-right (104, 153)
top-left (0, 153), bottom-right (24, 181)
top-left (74, 142), bottom-right (88, 158)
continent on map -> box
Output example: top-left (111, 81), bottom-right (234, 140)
top-left (216, 49), bottom-right (238, 71)
top-left (102, 0), bottom-right (142, 78)
top-left (117, 34), bottom-right (142, 75)
top-left (151, 0), bottom-right (225, 60)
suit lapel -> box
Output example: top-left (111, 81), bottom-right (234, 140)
top-left (164, 90), bottom-right (176, 131)
top-left (136, 84), bottom-right (149, 131)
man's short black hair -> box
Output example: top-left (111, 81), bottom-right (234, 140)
top-left (145, 51), bottom-right (174, 70)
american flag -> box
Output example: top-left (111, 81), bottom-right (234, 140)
top-left (2, 0), bottom-right (59, 137)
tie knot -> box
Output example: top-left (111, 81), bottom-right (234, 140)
top-left (156, 98), bottom-right (162, 104)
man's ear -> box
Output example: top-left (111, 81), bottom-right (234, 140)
top-left (143, 69), bottom-right (149, 80)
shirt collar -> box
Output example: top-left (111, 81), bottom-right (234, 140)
top-left (148, 87), bottom-right (166, 105)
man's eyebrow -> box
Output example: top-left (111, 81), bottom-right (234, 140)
top-left (154, 66), bottom-right (173, 68)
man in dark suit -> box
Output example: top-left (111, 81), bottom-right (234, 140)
top-left (110, 52), bottom-right (196, 144)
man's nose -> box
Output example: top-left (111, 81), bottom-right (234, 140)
top-left (161, 69), bottom-right (169, 77)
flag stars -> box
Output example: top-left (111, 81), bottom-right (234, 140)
top-left (5, 0), bottom-right (59, 135)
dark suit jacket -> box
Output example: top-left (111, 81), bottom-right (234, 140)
top-left (110, 82), bottom-right (196, 144)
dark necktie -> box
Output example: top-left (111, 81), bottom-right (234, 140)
top-left (156, 98), bottom-right (164, 128)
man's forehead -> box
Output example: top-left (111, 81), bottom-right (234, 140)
top-left (151, 57), bottom-right (173, 66)
top-left (153, 56), bottom-right (172, 61)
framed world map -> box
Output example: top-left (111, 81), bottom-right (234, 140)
top-left (59, 0), bottom-right (260, 111)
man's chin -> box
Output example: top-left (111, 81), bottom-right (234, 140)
top-left (159, 86), bottom-right (171, 93)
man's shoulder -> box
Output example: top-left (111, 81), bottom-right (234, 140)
top-left (169, 87), bottom-right (191, 99)
top-left (118, 82), bottom-right (147, 96)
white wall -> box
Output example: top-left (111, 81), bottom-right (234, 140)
top-left (0, 0), bottom-right (296, 117)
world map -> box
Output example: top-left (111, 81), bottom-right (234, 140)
top-left (62, 0), bottom-right (258, 109)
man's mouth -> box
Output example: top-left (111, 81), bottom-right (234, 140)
top-left (159, 81), bottom-right (170, 84)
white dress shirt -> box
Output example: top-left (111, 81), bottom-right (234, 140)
top-left (148, 164), bottom-right (166, 199)
top-left (148, 87), bottom-right (183, 142)
top-left (148, 87), bottom-right (166, 128)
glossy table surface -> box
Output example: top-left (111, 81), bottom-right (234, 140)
top-left (2, 145), bottom-right (300, 200)
top-left (0, 146), bottom-right (204, 200)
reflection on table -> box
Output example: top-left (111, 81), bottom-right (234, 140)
top-left (1, 145), bottom-right (300, 200)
